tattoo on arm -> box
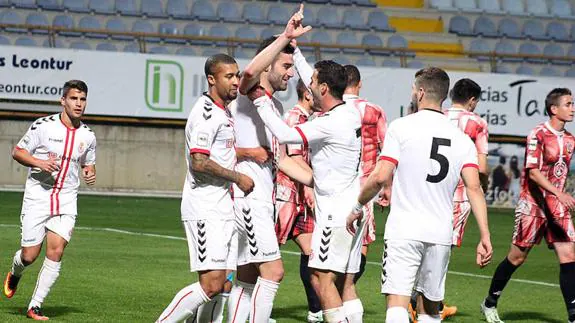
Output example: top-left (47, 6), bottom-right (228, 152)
top-left (191, 153), bottom-right (240, 184)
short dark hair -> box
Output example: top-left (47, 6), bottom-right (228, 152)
top-left (344, 65), bottom-right (361, 88)
top-left (414, 67), bottom-right (450, 103)
top-left (545, 88), bottom-right (572, 116)
top-left (296, 79), bottom-right (308, 100)
top-left (256, 36), bottom-right (295, 55)
top-left (63, 80), bottom-right (88, 97)
top-left (314, 60), bottom-right (347, 100)
top-left (204, 53), bottom-right (237, 78)
top-left (450, 78), bottom-right (481, 104)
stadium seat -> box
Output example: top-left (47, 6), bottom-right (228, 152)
top-left (132, 20), bottom-right (160, 43)
top-left (449, 15), bottom-right (473, 36)
top-left (494, 64), bottom-right (511, 73)
top-left (142, 0), bottom-right (167, 18)
top-left (115, 0), bottom-right (140, 16)
top-left (14, 36), bottom-right (36, 47)
top-left (550, 0), bottom-right (572, 18)
top-left (89, 0), bottom-right (114, 14)
top-left (367, 10), bottom-right (394, 32)
top-left (337, 31), bottom-right (363, 54)
top-left (160, 22), bottom-right (185, 44)
top-left (267, 4), bottom-right (291, 25)
top-left (518, 42), bottom-right (544, 63)
top-left (478, 0), bottom-right (504, 14)
top-left (494, 39), bottom-right (520, 62)
top-left (0, 11), bottom-right (25, 33)
top-left (148, 46), bottom-right (171, 55)
top-left (123, 42), bottom-right (140, 52)
top-left (407, 60), bottom-right (425, 69)
top-left (291, 5), bottom-right (317, 28)
top-left (192, 1), bottom-right (219, 22)
top-left (202, 48), bottom-right (222, 57)
top-left (175, 47), bottom-right (196, 56)
top-left (310, 30), bottom-right (338, 53)
top-left (63, 0), bottom-right (90, 13)
top-left (242, 3), bottom-right (267, 25)
top-left (317, 7), bottom-right (341, 29)
top-left (565, 67), bottom-right (575, 78)
top-left (469, 38), bottom-right (492, 61)
top-left (234, 47), bottom-right (250, 59)
top-left (53, 14), bottom-right (80, 37)
top-left (305, 0), bottom-right (328, 3)
top-left (26, 13), bottom-right (50, 34)
top-left (526, 0), bottom-right (552, 17)
top-left (430, 0), bottom-right (456, 11)
top-left (454, 0), bottom-right (481, 12)
top-left (540, 66), bottom-right (560, 76)
top-left (184, 23), bottom-right (209, 45)
top-left (568, 44), bottom-right (575, 58)
top-left (37, 0), bottom-right (61, 11)
top-left (523, 20), bottom-right (550, 41)
top-left (217, 2), bottom-right (242, 23)
top-left (331, 55), bottom-right (351, 65)
top-left (382, 59), bottom-right (401, 67)
top-left (260, 27), bottom-right (282, 40)
top-left (11, 0), bottom-right (36, 9)
top-left (356, 57), bottom-right (376, 66)
top-left (546, 22), bottom-right (570, 43)
top-left (167, 0), bottom-right (190, 19)
top-left (106, 18), bottom-right (133, 40)
top-left (343, 8), bottom-right (368, 31)
top-left (331, 0), bottom-right (354, 5)
top-left (96, 42), bottom-right (117, 51)
top-left (362, 33), bottom-right (388, 55)
top-left (516, 65), bottom-right (535, 75)
top-left (502, 0), bottom-right (527, 16)
top-left (70, 41), bottom-right (91, 50)
top-left (387, 34), bottom-right (414, 57)
top-left (42, 38), bottom-right (65, 48)
top-left (353, 0), bottom-right (376, 7)
top-left (498, 18), bottom-right (521, 39)
top-left (235, 26), bottom-right (258, 48)
top-left (0, 35), bottom-right (10, 44)
top-left (473, 16), bottom-right (498, 37)
top-left (543, 43), bottom-right (569, 65)
top-left (79, 16), bottom-right (106, 39)
top-left (209, 24), bottom-right (231, 47)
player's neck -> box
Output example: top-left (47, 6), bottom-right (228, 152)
top-left (207, 90), bottom-right (227, 107)
top-left (259, 78), bottom-right (275, 96)
top-left (549, 117), bottom-right (566, 132)
top-left (297, 101), bottom-right (312, 115)
top-left (60, 112), bottom-right (80, 129)
top-left (321, 97), bottom-right (344, 113)
top-left (451, 103), bottom-right (469, 111)
top-left (343, 88), bottom-right (359, 97)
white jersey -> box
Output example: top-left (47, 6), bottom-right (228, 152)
top-left (230, 93), bottom-right (284, 202)
top-left (16, 113), bottom-right (96, 216)
top-left (181, 93), bottom-right (236, 220)
top-left (380, 109), bottom-right (478, 245)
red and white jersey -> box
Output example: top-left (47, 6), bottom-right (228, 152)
top-left (444, 107), bottom-right (489, 202)
top-left (343, 94), bottom-right (387, 180)
top-left (230, 92), bottom-right (284, 202)
top-left (182, 93), bottom-right (236, 220)
top-left (16, 113), bottom-right (96, 216)
top-left (518, 122), bottom-right (575, 218)
top-left (380, 109), bottom-right (478, 245)
top-left (276, 104), bottom-right (311, 204)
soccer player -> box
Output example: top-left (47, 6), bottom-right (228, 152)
top-left (347, 67), bottom-right (492, 323)
top-left (481, 88), bottom-right (575, 323)
top-left (155, 54), bottom-right (254, 323)
top-left (274, 79), bottom-right (323, 322)
top-left (3, 80), bottom-right (96, 321)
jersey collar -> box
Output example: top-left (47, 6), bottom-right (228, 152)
top-left (422, 108), bottom-right (444, 115)
top-left (343, 94), bottom-right (360, 101)
top-left (59, 113), bottom-right (79, 130)
top-left (545, 121), bottom-right (565, 135)
top-left (328, 102), bottom-right (346, 112)
top-left (203, 92), bottom-right (226, 111)
top-left (294, 104), bottom-right (311, 117)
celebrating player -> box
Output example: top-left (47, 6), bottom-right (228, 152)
top-left (155, 54), bottom-right (254, 323)
top-left (347, 67), bottom-right (492, 323)
top-left (3, 80), bottom-right (97, 321)
top-left (481, 88), bottom-right (575, 323)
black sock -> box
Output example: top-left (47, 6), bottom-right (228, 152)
top-left (300, 254), bottom-right (321, 313)
top-left (410, 291), bottom-right (417, 310)
top-left (485, 257), bottom-right (519, 308)
top-left (560, 262), bottom-right (575, 321)
top-left (353, 254), bottom-right (367, 283)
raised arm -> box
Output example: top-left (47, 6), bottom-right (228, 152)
top-left (293, 45), bottom-right (314, 89)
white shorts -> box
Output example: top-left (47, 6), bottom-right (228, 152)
top-left (183, 219), bottom-right (237, 272)
top-left (235, 197), bottom-right (280, 266)
top-left (309, 222), bottom-right (364, 274)
top-left (381, 239), bottom-right (451, 302)
top-left (21, 213), bottom-right (76, 247)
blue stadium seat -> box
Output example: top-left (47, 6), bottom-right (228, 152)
top-left (89, 0), bottom-right (114, 14)
top-left (11, 0), bottom-right (36, 9)
top-left (546, 22), bottom-right (570, 42)
top-left (209, 24), bottom-right (231, 47)
top-left (473, 16), bottom-right (498, 37)
top-left (362, 33), bottom-right (388, 55)
top-left (382, 59), bottom-right (401, 67)
top-left (568, 44), bottom-right (575, 58)
top-left (296, 34), bottom-right (312, 52)
top-left (290, 5), bottom-right (317, 28)
top-left (430, 0), bottom-right (456, 11)
top-left (305, 0), bottom-right (328, 3)
top-left (337, 31), bottom-right (363, 54)
top-left (516, 65), bottom-right (535, 75)
top-left (53, 14), bottom-right (80, 37)
top-left (123, 42), bottom-right (140, 52)
top-left (96, 42), bottom-right (117, 51)
top-left (148, 46), bottom-right (171, 55)
top-left (63, 0), bottom-right (90, 13)
top-left (317, 7), bottom-right (341, 29)
top-left (0, 0), bottom-right (9, 6)
top-left (192, 1), bottom-right (218, 22)
top-left (518, 42), bottom-right (544, 63)
top-left (14, 36), bottom-right (36, 47)
top-left (132, 20), bottom-right (160, 42)
top-left (234, 47), bottom-right (250, 59)
top-left (498, 18), bottom-right (521, 38)
top-left (469, 38), bottom-right (491, 61)
top-left (523, 20), bottom-right (550, 41)
top-left (494, 39), bottom-right (520, 62)
top-left (356, 57), bottom-right (376, 66)
top-left (449, 15), bottom-right (473, 36)
top-left (526, 0), bottom-right (551, 17)
top-left (106, 18), bottom-right (133, 40)
top-left (175, 47), bottom-right (196, 56)
top-left (502, 0), bottom-right (527, 16)
top-left (331, 55), bottom-right (351, 65)
top-left (407, 60), bottom-right (425, 69)
top-left (544, 43), bottom-right (568, 65)
top-left (550, 0), bottom-right (572, 18)
top-left (331, 0), bottom-right (352, 4)
top-left (343, 8), bottom-right (368, 31)
top-left (218, 2), bottom-right (242, 23)
top-left (37, 0), bottom-right (60, 11)
top-left (367, 10), bottom-right (394, 32)
top-left (1, 11), bottom-right (25, 33)
top-left (42, 38), bottom-right (65, 48)
top-left (0, 35), bottom-right (10, 44)
top-left (70, 41), bottom-right (91, 50)
top-left (142, 0), bottom-right (167, 18)
top-left (160, 22), bottom-right (185, 44)
top-left (235, 26), bottom-right (258, 48)
top-left (565, 67), bottom-right (575, 78)
top-left (353, 0), bottom-right (376, 7)
top-left (26, 13), bottom-right (49, 34)
top-left (167, 0), bottom-right (190, 19)
top-left (184, 23), bottom-right (210, 45)
top-left (260, 27), bottom-right (281, 40)
top-left (387, 34), bottom-right (414, 57)
top-left (202, 48), bottom-right (221, 57)
top-left (454, 0), bottom-right (481, 12)
top-left (494, 64), bottom-right (511, 73)
top-left (267, 4), bottom-right (291, 25)
top-left (478, 0), bottom-right (503, 14)
top-left (310, 30), bottom-right (338, 53)
top-left (540, 66), bottom-right (560, 76)
top-left (242, 3), bottom-right (267, 24)
top-left (79, 16), bottom-right (106, 39)
top-left (115, 0), bottom-right (139, 16)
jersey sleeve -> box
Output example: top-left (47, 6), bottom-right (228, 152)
top-left (15, 122), bottom-right (41, 153)
top-left (461, 137), bottom-right (479, 169)
top-left (294, 113), bottom-right (333, 145)
top-left (285, 111), bottom-right (305, 156)
top-left (293, 47), bottom-right (313, 90)
top-left (525, 129), bottom-right (543, 170)
top-left (82, 137), bottom-right (97, 166)
top-left (378, 122), bottom-right (399, 165)
top-left (474, 119), bottom-right (489, 155)
top-left (188, 116), bottom-right (221, 156)
top-left (255, 96), bottom-right (306, 144)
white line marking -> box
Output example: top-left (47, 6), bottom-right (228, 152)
top-left (0, 224), bottom-right (559, 288)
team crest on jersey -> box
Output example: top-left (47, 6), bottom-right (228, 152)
top-left (566, 142), bottom-right (574, 155)
top-left (226, 139), bottom-right (234, 148)
top-left (48, 152), bottom-right (57, 159)
top-left (78, 142), bottom-right (86, 154)
top-left (554, 161), bottom-right (567, 178)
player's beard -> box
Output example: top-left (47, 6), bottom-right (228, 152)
top-left (410, 94), bottom-right (419, 112)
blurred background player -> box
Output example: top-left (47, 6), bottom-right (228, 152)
top-left (481, 88), bottom-right (575, 323)
top-left (274, 79), bottom-right (323, 322)
top-left (156, 54), bottom-right (254, 323)
top-left (3, 80), bottom-right (96, 321)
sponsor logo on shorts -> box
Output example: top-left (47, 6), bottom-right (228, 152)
top-left (211, 258), bottom-right (226, 263)
top-left (197, 221), bottom-right (207, 262)
top-left (23, 238), bottom-right (37, 243)
top-left (319, 228), bottom-right (332, 262)
top-left (263, 251), bottom-right (278, 257)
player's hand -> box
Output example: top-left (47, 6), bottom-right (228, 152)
top-left (283, 4), bottom-right (312, 39)
top-left (376, 187), bottom-right (391, 207)
top-left (250, 147), bottom-right (273, 164)
top-left (247, 84), bottom-right (267, 102)
top-left (82, 167), bottom-right (96, 186)
top-left (346, 209), bottom-right (363, 235)
top-left (36, 155), bottom-right (60, 173)
top-left (290, 38), bottom-right (297, 49)
top-left (476, 237), bottom-right (493, 268)
top-left (304, 186), bottom-right (315, 210)
top-left (557, 192), bottom-right (575, 210)
top-left (236, 173), bottom-right (255, 196)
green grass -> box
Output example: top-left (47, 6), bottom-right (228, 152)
top-left (0, 191), bottom-right (567, 322)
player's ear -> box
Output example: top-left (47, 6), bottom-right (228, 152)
top-left (207, 74), bottom-right (216, 86)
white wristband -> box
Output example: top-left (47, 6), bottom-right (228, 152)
top-left (352, 202), bottom-right (363, 214)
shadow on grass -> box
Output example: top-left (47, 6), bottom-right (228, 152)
top-left (6, 305), bottom-right (84, 318)
top-left (502, 311), bottom-right (563, 323)
top-left (272, 304), bottom-right (378, 321)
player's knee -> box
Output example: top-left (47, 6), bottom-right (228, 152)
top-left (20, 249), bottom-right (39, 265)
top-left (265, 267), bottom-right (284, 283)
top-left (200, 275), bottom-right (227, 298)
top-left (45, 246), bottom-right (65, 262)
top-left (507, 253), bottom-right (526, 266)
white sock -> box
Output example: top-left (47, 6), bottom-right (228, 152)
top-left (323, 306), bottom-right (348, 323)
top-left (385, 306), bottom-right (409, 323)
top-left (194, 293), bottom-right (229, 323)
top-left (343, 299), bottom-right (363, 323)
top-left (417, 314), bottom-right (441, 323)
top-left (11, 250), bottom-right (26, 277)
top-left (227, 281), bottom-right (254, 323)
top-left (250, 277), bottom-right (280, 323)
top-left (157, 282), bottom-right (210, 323)
top-left (28, 258), bottom-right (61, 310)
